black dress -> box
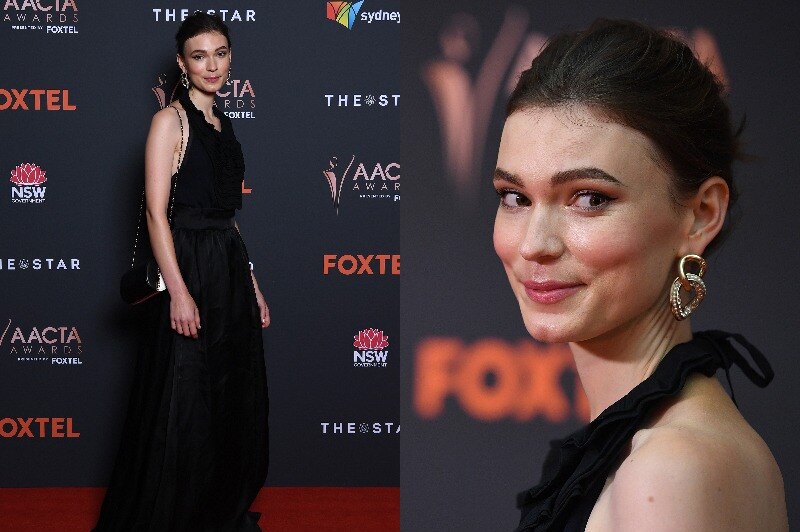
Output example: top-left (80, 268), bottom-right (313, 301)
top-left (514, 330), bottom-right (774, 532)
top-left (94, 92), bottom-right (268, 531)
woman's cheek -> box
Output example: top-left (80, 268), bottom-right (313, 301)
top-left (493, 212), bottom-right (521, 266)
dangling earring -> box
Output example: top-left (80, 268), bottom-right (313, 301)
top-left (226, 66), bottom-right (231, 84)
top-left (180, 71), bottom-right (189, 89)
top-left (670, 254), bottom-right (707, 321)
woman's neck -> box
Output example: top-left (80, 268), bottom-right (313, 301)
top-left (187, 87), bottom-right (216, 119)
top-left (569, 297), bottom-right (693, 421)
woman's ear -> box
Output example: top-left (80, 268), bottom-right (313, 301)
top-left (679, 176), bottom-right (729, 256)
top-left (176, 53), bottom-right (185, 74)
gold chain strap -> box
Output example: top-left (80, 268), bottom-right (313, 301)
top-left (129, 106), bottom-right (185, 269)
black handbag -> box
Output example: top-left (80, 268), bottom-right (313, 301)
top-left (120, 106), bottom-right (185, 305)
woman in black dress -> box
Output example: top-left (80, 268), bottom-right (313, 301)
top-left (95, 13), bottom-right (269, 531)
top-left (492, 19), bottom-right (788, 530)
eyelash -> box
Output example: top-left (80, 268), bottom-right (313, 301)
top-left (192, 51), bottom-right (228, 61)
top-left (494, 188), bottom-right (614, 212)
top-left (572, 190), bottom-right (614, 211)
top-left (495, 188), bottom-right (529, 209)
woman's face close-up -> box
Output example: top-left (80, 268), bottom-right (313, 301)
top-left (179, 31), bottom-right (231, 93)
top-left (493, 105), bottom-right (692, 344)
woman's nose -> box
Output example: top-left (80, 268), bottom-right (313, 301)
top-left (518, 206), bottom-right (565, 262)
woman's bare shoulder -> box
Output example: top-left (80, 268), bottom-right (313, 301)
top-left (147, 103), bottom-right (186, 142)
top-left (602, 377), bottom-right (787, 531)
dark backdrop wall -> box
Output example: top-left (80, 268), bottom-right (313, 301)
top-left (401, 1), bottom-right (800, 530)
top-left (0, 1), bottom-right (399, 488)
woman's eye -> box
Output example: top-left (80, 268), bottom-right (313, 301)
top-left (192, 55), bottom-right (203, 61)
top-left (496, 189), bottom-right (531, 208)
top-left (572, 191), bottom-right (612, 211)
top-left (217, 51), bottom-right (228, 57)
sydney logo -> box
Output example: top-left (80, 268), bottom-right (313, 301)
top-left (326, 1), bottom-right (363, 30)
top-left (9, 163), bottom-right (47, 204)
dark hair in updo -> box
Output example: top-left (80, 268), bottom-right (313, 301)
top-left (175, 11), bottom-right (231, 56)
top-left (507, 18), bottom-right (744, 253)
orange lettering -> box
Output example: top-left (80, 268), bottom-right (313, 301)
top-left (414, 337), bottom-right (589, 423)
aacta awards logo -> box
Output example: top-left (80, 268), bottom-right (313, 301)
top-left (320, 421), bottom-right (399, 435)
top-left (2, 0), bottom-right (79, 34)
top-left (0, 88), bottom-right (76, 111)
top-left (152, 7), bottom-right (255, 22)
top-left (422, 7), bottom-right (727, 202)
top-left (217, 76), bottom-right (256, 120)
top-left (353, 328), bottom-right (389, 367)
top-left (0, 417), bottom-right (80, 438)
top-left (323, 254), bottom-right (399, 275)
top-left (326, 2), bottom-right (400, 30)
top-left (9, 163), bottom-right (47, 203)
top-left (324, 93), bottom-right (399, 108)
top-left (0, 319), bottom-right (84, 365)
top-left (322, 155), bottom-right (400, 213)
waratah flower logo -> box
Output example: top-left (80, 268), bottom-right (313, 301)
top-left (10, 163), bottom-right (47, 185)
top-left (353, 328), bottom-right (389, 350)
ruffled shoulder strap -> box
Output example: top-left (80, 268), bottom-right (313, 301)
top-left (513, 330), bottom-right (774, 532)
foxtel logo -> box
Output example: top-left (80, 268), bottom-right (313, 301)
top-left (0, 417), bottom-right (80, 438)
top-left (0, 89), bottom-right (76, 111)
top-left (323, 254), bottom-right (399, 275)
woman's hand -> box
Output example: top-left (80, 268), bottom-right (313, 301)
top-left (254, 285), bottom-right (270, 328)
top-left (170, 291), bottom-right (201, 338)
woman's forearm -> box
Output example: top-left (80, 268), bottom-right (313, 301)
top-left (146, 210), bottom-right (189, 297)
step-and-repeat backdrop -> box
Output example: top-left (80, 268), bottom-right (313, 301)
top-left (401, 1), bottom-right (799, 530)
top-left (0, 2), bottom-right (399, 488)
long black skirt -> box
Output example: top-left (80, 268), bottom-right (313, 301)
top-left (95, 205), bottom-right (269, 531)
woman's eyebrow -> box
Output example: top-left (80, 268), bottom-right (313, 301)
top-left (493, 168), bottom-right (523, 186)
top-left (188, 46), bottom-right (229, 54)
top-left (551, 167), bottom-right (624, 186)
top-left (493, 167), bottom-right (625, 187)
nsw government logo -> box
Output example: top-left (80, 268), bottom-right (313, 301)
top-left (9, 163), bottom-right (47, 203)
top-left (353, 328), bottom-right (388, 367)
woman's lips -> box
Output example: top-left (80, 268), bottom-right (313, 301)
top-left (523, 280), bottom-right (583, 304)
top-left (204, 76), bottom-right (220, 83)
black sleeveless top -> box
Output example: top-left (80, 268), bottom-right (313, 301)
top-left (172, 90), bottom-right (245, 211)
top-left (514, 330), bottom-right (774, 531)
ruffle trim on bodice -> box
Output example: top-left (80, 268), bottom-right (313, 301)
top-left (177, 91), bottom-right (245, 211)
top-left (514, 330), bottom-right (774, 532)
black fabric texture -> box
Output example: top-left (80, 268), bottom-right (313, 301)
top-left (514, 330), bottom-right (773, 532)
top-left (95, 102), bottom-right (266, 531)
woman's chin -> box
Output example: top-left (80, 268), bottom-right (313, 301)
top-left (522, 314), bottom-right (583, 345)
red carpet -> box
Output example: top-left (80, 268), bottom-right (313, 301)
top-left (0, 487), bottom-right (399, 531)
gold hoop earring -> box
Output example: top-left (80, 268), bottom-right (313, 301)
top-left (180, 71), bottom-right (189, 89)
top-left (670, 254), bottom-right (707, 321)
